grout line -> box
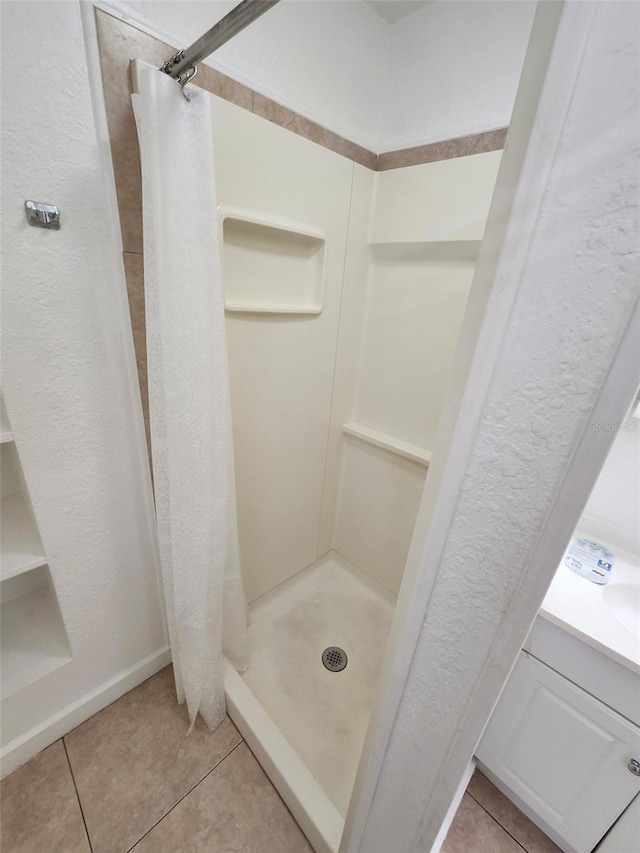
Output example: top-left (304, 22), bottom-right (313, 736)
top-left (466, 790), bottom-right (530, 852)
top-left (62, 738), bottom-right (94, 853)
top-left (123, 739), bottom-right (244, 852)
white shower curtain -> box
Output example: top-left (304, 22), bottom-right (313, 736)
top-left (132, 66), bottom-right (247, 730)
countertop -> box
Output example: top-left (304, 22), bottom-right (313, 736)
top-left (540, 531), bottom-right (640, 674)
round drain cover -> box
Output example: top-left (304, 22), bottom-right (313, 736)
top-left (322, 646), bottom-right (348, 672)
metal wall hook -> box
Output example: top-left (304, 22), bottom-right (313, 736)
top-left (25, 200), bottom-right (60, 230)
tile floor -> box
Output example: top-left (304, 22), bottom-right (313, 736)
top-left (443, 779), bottom-right (562, 853)
top-left (1, 665), bottom-right (561, 853)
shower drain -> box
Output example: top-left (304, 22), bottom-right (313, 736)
top-left (322, 646), bottom-right (348, 672)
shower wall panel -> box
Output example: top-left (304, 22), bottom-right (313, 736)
top-left (211, 98), bottom-right (354, 603)
top-left (331, 151), bottom-right (502, 594)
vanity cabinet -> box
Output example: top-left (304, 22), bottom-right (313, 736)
top-left (476, 652), bottom-right (640, 853)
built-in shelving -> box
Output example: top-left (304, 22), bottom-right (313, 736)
top-left (343, 422), bottom-right (431, 466)
top-left (1, 440), bottom-right (46, 582)
top-left (1, 568), bottom-right (72, 698)
top-left (0, 395), bottom-right (72, 696)
top-left (1, 493), bottom-right (47, 581)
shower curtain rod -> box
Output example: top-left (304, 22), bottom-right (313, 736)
top-left (160, 0), bottom-right (281, 85)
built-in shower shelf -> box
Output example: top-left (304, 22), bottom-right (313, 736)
top-left (0, 430), bottom-right (14, 444)
top-left (222, 212), bottom-right (325, 314)
top-left (343, 423), bottom-right (431, 466)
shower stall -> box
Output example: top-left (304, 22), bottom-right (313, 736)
top-left (203, 95), bottom-right (501, 848)
top-left (97, 5), bottom-right (503, 846)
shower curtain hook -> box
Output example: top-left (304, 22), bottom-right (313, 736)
top-left (177, 64), bottom-right (198, 101)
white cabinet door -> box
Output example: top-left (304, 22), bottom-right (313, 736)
top-left (477, 652), bottom-right (640, 853)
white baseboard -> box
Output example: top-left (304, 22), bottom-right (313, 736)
top-left (1, 646), bottom-right (172, 778)
top-left (429, 759), bottom-right (477, 853)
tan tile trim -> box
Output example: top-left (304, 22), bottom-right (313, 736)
top-left (96, 10), bottom-right (504, 191)
top-left (95, 9), bottom-right (376, 177)
top-left (122, 251), bottom-right (148, 418)
top-left (251, 92), bottom-right (378, 170)
top-left (376, 127), bottom-right (508, 171)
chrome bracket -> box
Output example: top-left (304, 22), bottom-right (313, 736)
top-left (160, 50), bottom-right (185, 76)
top-left (160, 49), bottom-right (198, 99)
top-left (25, 200), bottom-right (60, 230)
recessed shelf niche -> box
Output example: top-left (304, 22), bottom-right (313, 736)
top-left (0, 400), bottom-right (72, 697)
top-left (1, 566), bottom-right (72, 698)
top-left (222, 214), bottom-right (325, 314)
top-left (1, 442), bottom-right (46, 581)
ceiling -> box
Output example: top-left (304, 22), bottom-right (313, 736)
top-left (363, 1), bottom-right (433, 25)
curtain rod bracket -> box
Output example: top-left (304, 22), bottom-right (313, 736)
top-left (160, 50), bottom-right (186, 77)
top-left (160, 51), bottom-right (197, 99)
top-left (159, 0), bottom-right (281, 84)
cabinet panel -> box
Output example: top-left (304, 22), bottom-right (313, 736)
top-left (477, 653), bottom-right (640, 853)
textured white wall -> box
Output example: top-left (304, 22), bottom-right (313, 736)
top-left (378, 0), bottom-right (537, 150)
top-left (108, 0), bottom-right (389, 150)
top-left (1, 0), bottom-right (167, 751)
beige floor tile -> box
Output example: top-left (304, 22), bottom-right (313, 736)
top-left (64, 665), bottom-right (241, 853)
top-left (443, 794), bottom-right (525, 853)
top-left (0, 740), bottom-right (90, 853)
top-left (131, 742), bottom-right (312, 852)
top-left (468, 772), bottom-right (562, 853)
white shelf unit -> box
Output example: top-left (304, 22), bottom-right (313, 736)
top-left (0, 401), bottom-right (72, 697)
top-left (1, 493), bottom-right (47, 581)
top-left (1, 442), bottom-right (46, 582)
top-left (1, 567), bottom-right (72, 698)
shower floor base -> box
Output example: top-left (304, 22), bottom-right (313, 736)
top-left (242, 551), bottom-right (395, 819)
